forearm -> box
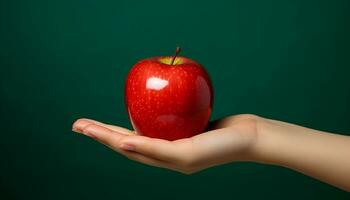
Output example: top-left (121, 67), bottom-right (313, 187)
top-left (253, 118), bottom-right (350, 191)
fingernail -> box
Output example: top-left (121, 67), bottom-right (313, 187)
top-left (120, 143), bottom-right (135, 151)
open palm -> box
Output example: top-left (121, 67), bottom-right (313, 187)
top-left (72, 114), bottom-right (259, 174)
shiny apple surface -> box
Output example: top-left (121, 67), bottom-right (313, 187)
top-left (125, 56), bottom-right (213, 141)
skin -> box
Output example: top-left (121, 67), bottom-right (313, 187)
top-left (72, 114), bottom-right (350, 191)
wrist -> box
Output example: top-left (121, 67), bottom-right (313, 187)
top-left (227, 114), bottom-right (270, 163)
top-left (249, 117), bottom-right (306, 166)
top-left (248, 117), bottom-right (283, 165)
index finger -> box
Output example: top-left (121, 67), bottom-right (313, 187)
top-left (73, 118), bottom-right (134, 135)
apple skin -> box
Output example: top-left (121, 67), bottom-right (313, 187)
top-left (125, 56), bottom-right (213, 141)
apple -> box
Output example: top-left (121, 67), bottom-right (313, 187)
top-left (125, 47), bottom-right (213, 141)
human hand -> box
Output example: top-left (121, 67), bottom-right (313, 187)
top-left (72, 114), bottom-right (350, 190)
top-left (72, 114), bottom-right (261, 174)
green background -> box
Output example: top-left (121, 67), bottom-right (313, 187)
top-left (1, 0), bottom-right (349, 199)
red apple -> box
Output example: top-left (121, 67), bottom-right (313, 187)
top-left (125, 47), bottom-right (213, 141)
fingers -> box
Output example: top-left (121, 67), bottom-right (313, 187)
top-left (119, 136), bottom-right (184, 163)
top-left (72, 121), bottom-right (188, 172)
top-left (73, 123), bottom-right (174, 169)
top-left (84, 119), bottom-right (133, 135)
top-left (73, 118), bottom-right (135, 135)
top-left (72, 118), bottom-right (181, 162)
top-left (72, 118), bottom-right (196, 172)
top-left (75, 123), bottom-right (126, 150)
top-left (73, 119), bottom-right (183, 162)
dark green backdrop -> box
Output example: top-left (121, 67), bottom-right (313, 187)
top-left (1, 0), bottom-right (349, 199)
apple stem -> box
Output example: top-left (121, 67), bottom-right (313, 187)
top-left (170, 46), bottom-right (181, 65)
